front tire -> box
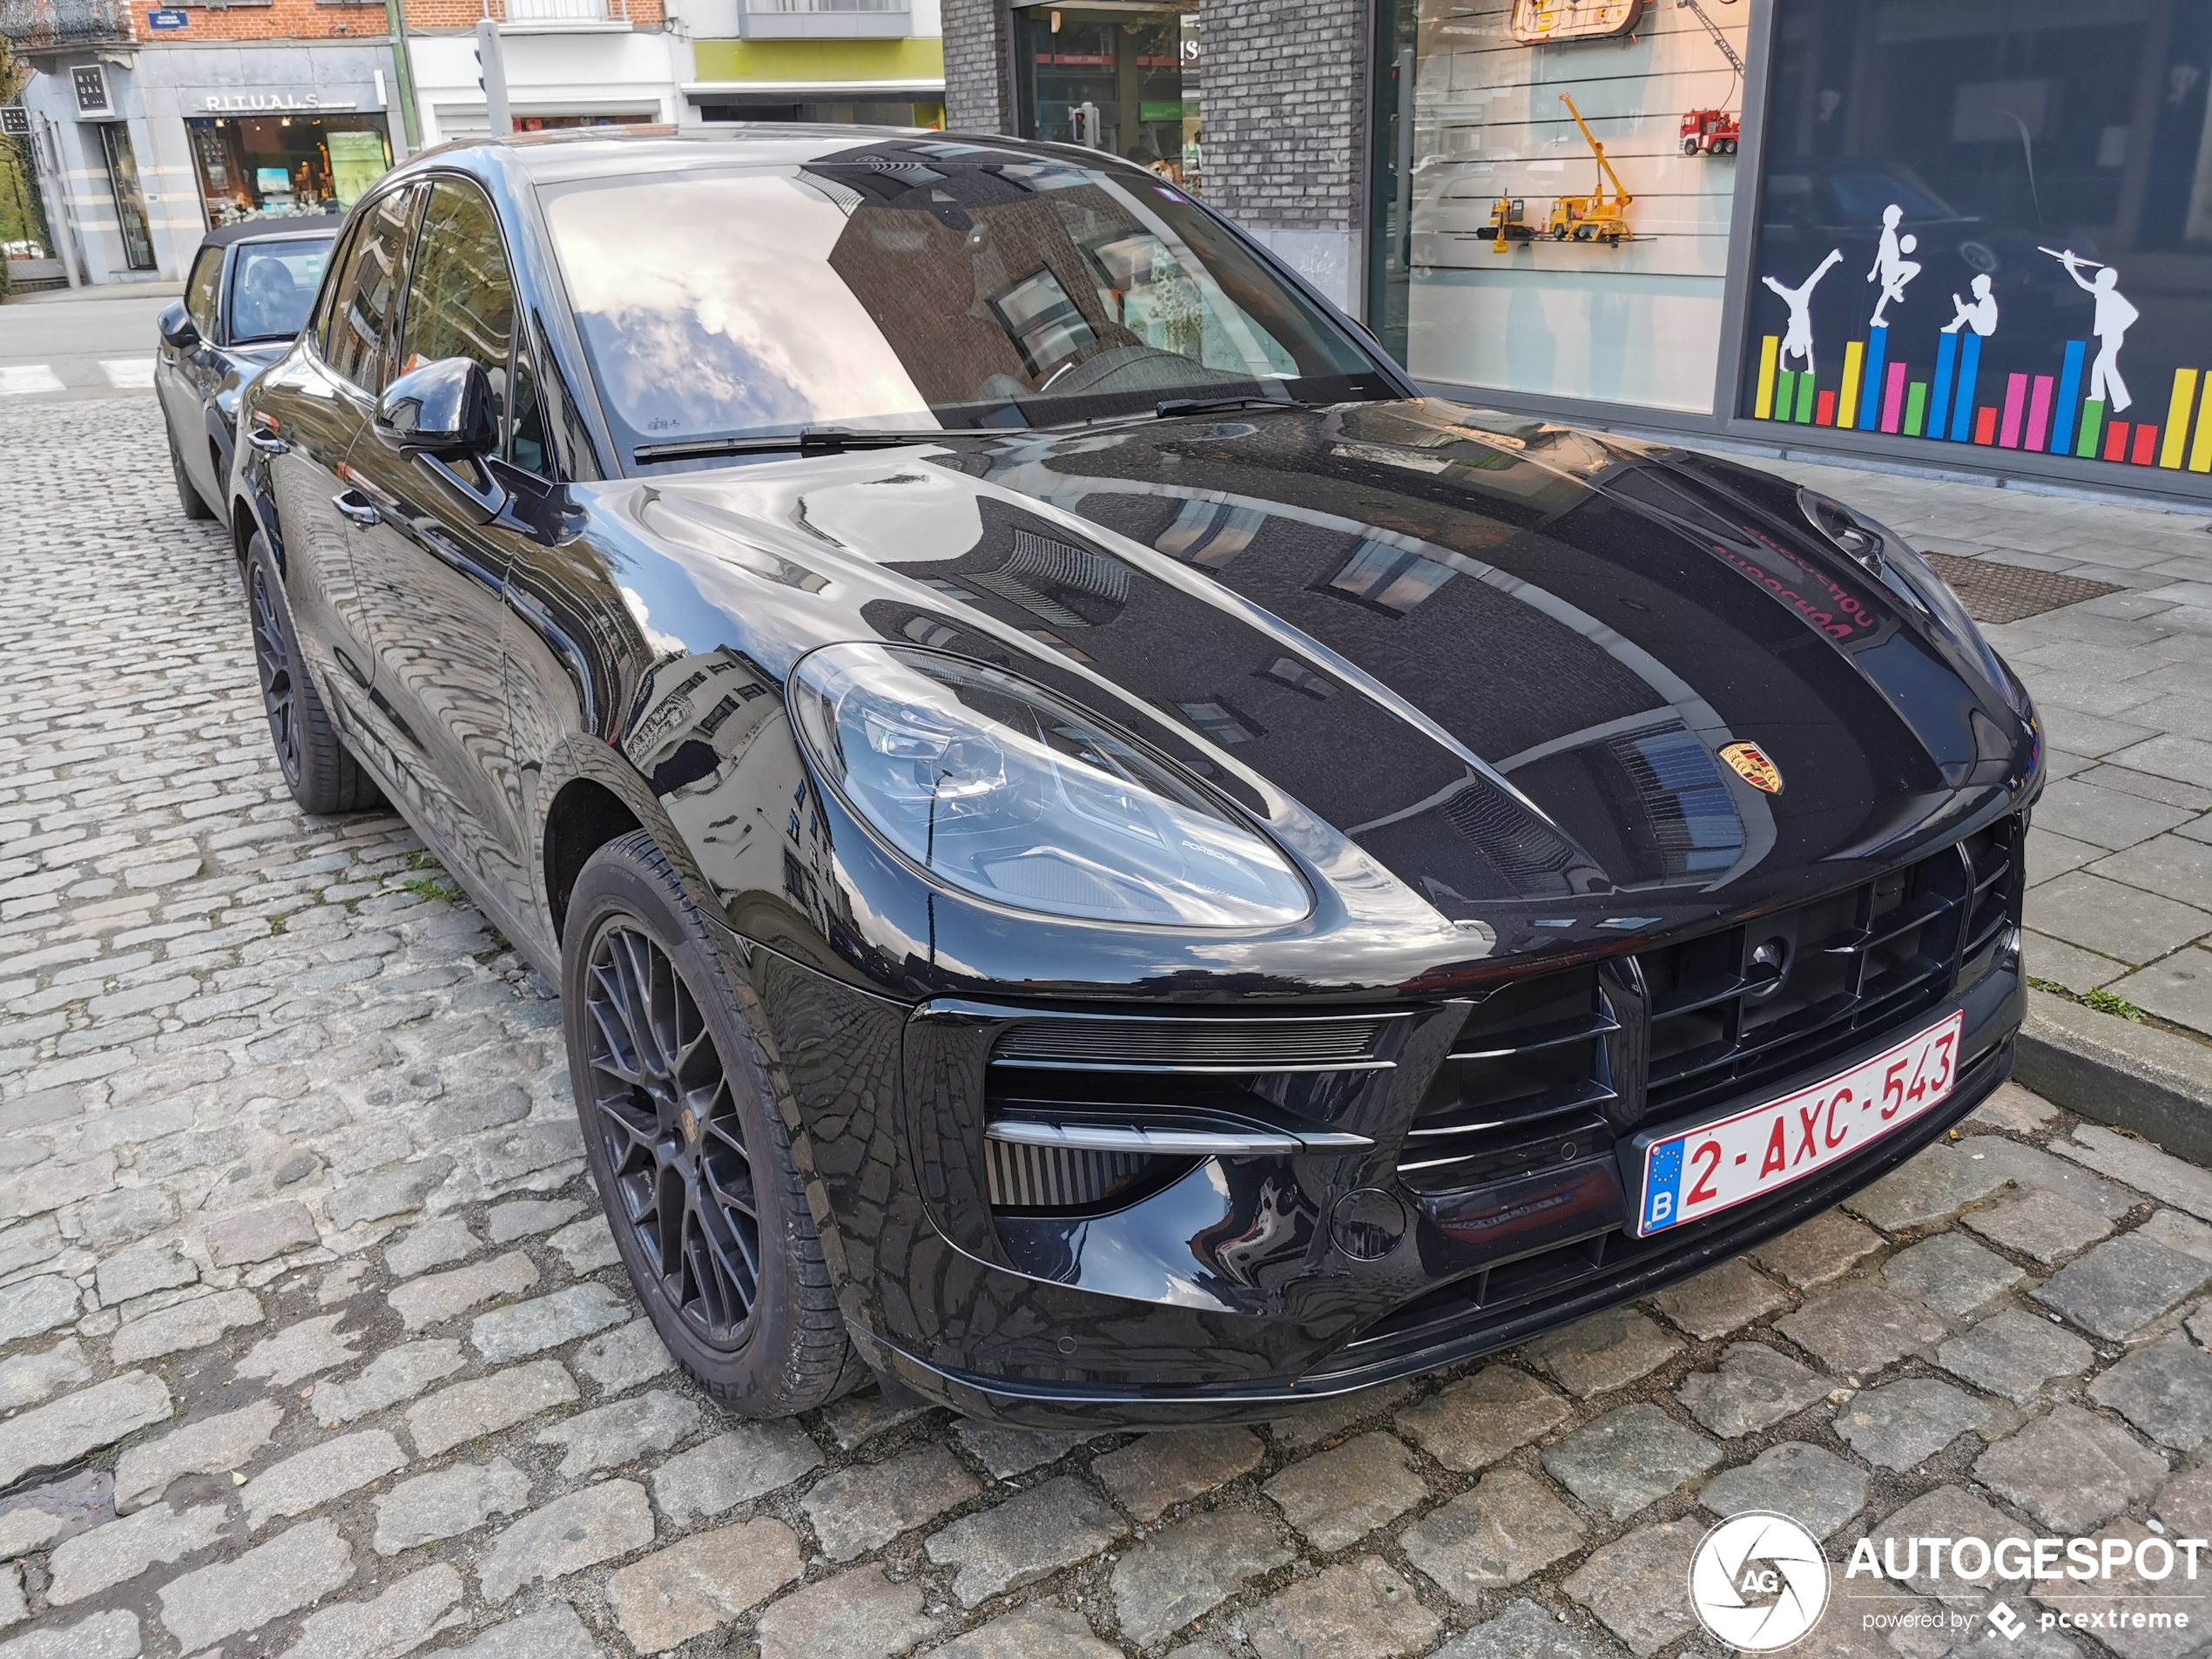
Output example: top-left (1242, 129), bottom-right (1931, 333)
top-left (170, 425), bottom-right (215, 520)
top-left (245, 533), bottom-right (382, 813)
top-left (563, 831), bottom-right (861, 1417)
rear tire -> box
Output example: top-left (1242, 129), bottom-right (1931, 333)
top-left (245, 533), bottom-right (382, 813)
top-left (563, 831), bottom-right (864, 1417)
top-left (170, 425), bottom-right (215, 520)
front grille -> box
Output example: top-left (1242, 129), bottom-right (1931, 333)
top-left (1400, 815), bottom-right (2024, 1193)
top-left (1399, 966), bottom-right (1617, 1193)
top-left (993, 1013), bottom-right (1398, 1073)
top-left (1637, 822), bottom-right (2016, 1118)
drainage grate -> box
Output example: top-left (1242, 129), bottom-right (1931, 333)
top-left (1923, 552), bottom-right (2121, 625)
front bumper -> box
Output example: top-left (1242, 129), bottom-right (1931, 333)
top-left (749, 906), bottom-right (2026, 1427)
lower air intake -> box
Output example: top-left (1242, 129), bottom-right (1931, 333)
top-left (984, 1136), bottom-right (1152, 1211)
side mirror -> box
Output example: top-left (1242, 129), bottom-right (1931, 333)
top-left (158, 300), bottom-right (199, 350)
top-left (377, 356), bottom-right (498, 456)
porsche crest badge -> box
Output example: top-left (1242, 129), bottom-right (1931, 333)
top-left (1719, 741), bottom-right (1783, 794)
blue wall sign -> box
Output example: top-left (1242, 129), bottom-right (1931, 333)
top-left (147, 9), bottom-right (190, 28)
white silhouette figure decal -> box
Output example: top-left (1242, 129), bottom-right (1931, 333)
top-left (1764, 249), bottom-right (1844, 373)
top-left (1942, 273), bottom-right (1999, 337)
top-left (1866, 204), bottom-right (1920, 327)
top-left (2057, 250), bottom-right (2139, 413)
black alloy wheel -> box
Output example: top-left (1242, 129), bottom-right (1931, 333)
top-left (170, 425), bottom-right (215, 519)
top-left (562, 831), bottom-right (861, 1415)
top-left (243, 533), bottom-right (382, 814)
top-left (249, 556), bottom-right (302, 789)
top-left (583, 922), bottom-right (761, 1348)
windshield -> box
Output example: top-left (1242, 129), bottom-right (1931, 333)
top-left (226, 237), bottom-right (334, 343)
top-left (539, 141), bottom-right (1388, 462)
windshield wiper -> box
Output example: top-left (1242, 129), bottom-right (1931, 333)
top-left (633, 426), bottom-right (1001, 464)
top-left (1154, 395), bottom-right (1308, 420)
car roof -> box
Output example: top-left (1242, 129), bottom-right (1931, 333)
top-left (401, 124), bottom-right (1150, 190)
top-left (195, 219), bottom-right (345, 253)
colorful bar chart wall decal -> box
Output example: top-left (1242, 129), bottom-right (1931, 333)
top-left (2000, 374), bottom-right (2027, 448)
top-left (1752, 325), bottom-right (2212, 482)
top-left (1950, 334), bottom-right (1981, 442)
top-left (1880, 362), bottom-right (1908, 433)
top-left (1858, 327), bottom-right (1888, 430)
top-left (2079, 400), bottom-right (2105, 457)
top-left (2027, 376), bottom-right (2054, 452)
top-left (2161, 369), bottom-right (2199, 469)
top-left (2052, 341), bottom-right (2085, 455)
top-left (1928, 332), bottom-right (1958, 441)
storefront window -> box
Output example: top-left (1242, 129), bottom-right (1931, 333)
top-left (1017, 4), bottom-right (1201, 192)
top-left (98, 123), bottom-right (156, 271)
top-left (187, 116), bottom-right (392, 228)
top-left (1740, 0), bottom-right (2212, 484)
top-left (1369, 0), bottom-right (1750, 411)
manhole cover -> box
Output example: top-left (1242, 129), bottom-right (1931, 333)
top-left (1923, 551), bottom-right (2121, 625)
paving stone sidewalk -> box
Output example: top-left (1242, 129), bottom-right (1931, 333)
top-left (4, 396), bottom-right (2212, 1659)
top-left (1745, 454), bottom-right (2212, 1042)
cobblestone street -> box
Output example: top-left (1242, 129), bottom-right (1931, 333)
top-left (4, 393), bottom-right (2212, 1659)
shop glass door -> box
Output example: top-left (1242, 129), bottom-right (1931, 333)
top-left (1018, 4), bottom-right (1201, 192)
top-left (98, 122), bottom-right (156, 271)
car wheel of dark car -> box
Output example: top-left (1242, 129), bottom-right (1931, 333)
top-left (246, 534), bottom-right (383, 814)
top-left (168, 425), bottom-right (215, 521)
top-left (563, 831), bottom-right (865, 1417)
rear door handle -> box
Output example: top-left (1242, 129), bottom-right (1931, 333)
top-left (246, 429), bottom-right (287, 455)
top-left (331, 489), bottom-right (381, 527)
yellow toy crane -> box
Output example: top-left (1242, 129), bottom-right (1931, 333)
top-left (1547, 92), bottom-right (1634, 245)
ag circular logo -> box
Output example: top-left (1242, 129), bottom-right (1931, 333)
top-left (1688, 1512), bottom-right (1831, 1650)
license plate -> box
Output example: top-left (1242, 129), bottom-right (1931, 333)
top-left (1635, 1009), bottom-right (1965, 1237)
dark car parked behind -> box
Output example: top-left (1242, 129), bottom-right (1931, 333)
top-left (227, 126), bottom-right (2040, 1426)
top-left (158, 222), bottom-right (335, 523)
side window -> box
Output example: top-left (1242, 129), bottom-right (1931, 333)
top-left (184, 247), bottom-right (223, 337)
top-left (324, 185), bottom-right (421, 394)
top-left (401, 179), bottom-right (515, 405)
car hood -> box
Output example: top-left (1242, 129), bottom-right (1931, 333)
top-left (597, 398), bottom-right (2035, 971)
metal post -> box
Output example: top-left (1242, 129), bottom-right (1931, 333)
top-left (384, 0), bottom-right (423, 154)
top-left (1393, 47), bottom-right (1413, 271)
top-left (475, 17), bottom-right (512, 138)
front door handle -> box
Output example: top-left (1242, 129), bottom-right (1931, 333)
top-left (331, 489), bottom-right (381, 527)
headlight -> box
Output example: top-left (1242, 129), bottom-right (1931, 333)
top-left (1798, 488), bottom-right (2032, 721)
top-left (789, 644), bottom-right (1312, 927)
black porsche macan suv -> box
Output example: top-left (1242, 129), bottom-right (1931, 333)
top-left (224, 126), bottom-right (2040, 1424)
